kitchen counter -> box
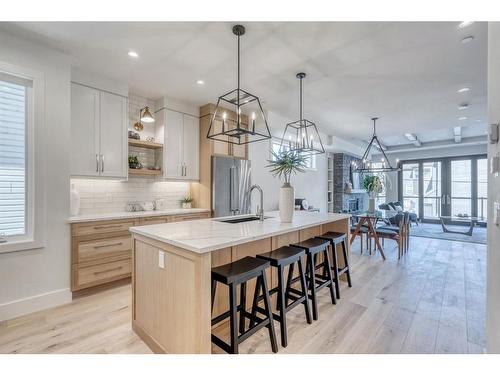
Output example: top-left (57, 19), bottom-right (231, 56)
top-left (129, 211), bottom-right (351, 253)
top-left (130, 210), bottom-right (351, 354)
top-left (68, 208), bottom-right (210, 223)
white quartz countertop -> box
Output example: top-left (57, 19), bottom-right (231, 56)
top-left (68, 208), bottom-right (211, 223)
top-left (129, 211), bottom-right (351, 254)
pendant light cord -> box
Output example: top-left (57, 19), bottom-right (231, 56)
top-left (237, 34), bottom-right (241, 128)
top-left (299, 76), bottom-right (303, 122)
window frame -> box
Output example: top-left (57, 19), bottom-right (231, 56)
top-left (0, 61), bottom-right (45, 254)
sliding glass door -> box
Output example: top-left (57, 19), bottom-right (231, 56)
top-left (399, 155), bottom-right (487, 224)
top-left (401, 163), bottom-right (419, 216)
top-left (450, 159), bottom-right (472, 218)
top-left (422, 160), bottom-right (442, 220)
top-left (477, 158), bottom-right (487, 222)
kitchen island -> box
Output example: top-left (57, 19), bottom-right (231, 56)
top-left (129, 211), bottom-right (351, 354)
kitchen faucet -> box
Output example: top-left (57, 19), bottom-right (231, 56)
top-left (249, 184), bottom-right (264, 221)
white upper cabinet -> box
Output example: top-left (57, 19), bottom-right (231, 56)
top-left (99, 91), bottom-right (127, 177)
top-left (70, 83), bottom-right (100, 176)
top-left (182, 114), bottom-right (200, 180)
top-left (70, 83), bottom-right (127, 178)
top-left (162, 109), bottom-right (200, 181)
top-left (164, 109), bottom-right (184, 179)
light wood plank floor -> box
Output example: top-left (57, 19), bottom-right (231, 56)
top-left (0, 236), bottom-right (486, 354)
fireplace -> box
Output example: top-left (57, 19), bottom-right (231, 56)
top-left (347, 198), bottom-right (361, 212)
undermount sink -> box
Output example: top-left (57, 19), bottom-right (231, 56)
top-left (216, 215), bottom-right (270, 224)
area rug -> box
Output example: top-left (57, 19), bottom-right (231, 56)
top-left (409, 222), bottom-right (486, 244)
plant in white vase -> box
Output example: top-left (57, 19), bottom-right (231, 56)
top-left (363, 175), bottom-right (384, 213)
top-left (180, 196), bottom-right (194, 209)
top-left (267, 150), bottom-right (307, 222)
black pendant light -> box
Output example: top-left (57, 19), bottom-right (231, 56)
top-left (355, 117), bottom-right (400, 173)
top-left (206, 25), bottom-right (271, 145)
top-left (279, 72), bottom-right (324, 156)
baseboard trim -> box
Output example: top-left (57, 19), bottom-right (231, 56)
top-left (0, 288), bottom-right (72, 322)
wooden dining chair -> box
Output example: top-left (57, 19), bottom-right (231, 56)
top-left (370, 212), bottom-right (405, 259)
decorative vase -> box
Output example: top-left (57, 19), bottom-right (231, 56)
top-left (70, 183), bottom-right (80, 216)
top-left (182, 202), bottom-right (192, 209)
top-left (368, 196), bottom-right (376, 213)
top-left (279, 183), bottom-right (295, 223)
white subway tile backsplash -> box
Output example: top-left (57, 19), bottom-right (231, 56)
top-left (71, 178), bottom-right (191, 214)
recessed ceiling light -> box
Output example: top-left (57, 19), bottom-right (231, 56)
top-left (457, 87), bottom-right (470, 93)
top-left (461, 36), bottom-right (474, 44)
top-left (128, 51), bottom-right (139, 58)
top-left (458, 103), bottom-right (469, 110)
top-left (458, 21), bottom-right (474, 29)
top-left (196, 80), bottom-right (205, 85)
top-left (459, 116), bottom-right (467, 120)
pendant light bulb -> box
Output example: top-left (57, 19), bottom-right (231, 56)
top-left (140, 106), bottom-right (155, 123)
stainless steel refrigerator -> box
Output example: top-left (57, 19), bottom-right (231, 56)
top-left (212, 156), bottom-right (251, 217)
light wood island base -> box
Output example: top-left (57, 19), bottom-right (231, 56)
top-left (131, 216), bottom-right (350, 354)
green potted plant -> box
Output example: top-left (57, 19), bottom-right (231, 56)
top-left (128, 155), bottom-right (142, 169)
top-left (267, 149), bottom-right (307, 222)
top-left (180, 196), bottom-right (194, 209)
top-left (363, 175), bottom-right (384, 213)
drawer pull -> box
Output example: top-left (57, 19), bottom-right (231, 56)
top-left (93, 224), bottom-right (124, 230)
top-left (93, 242), bottom-right (123, 249)
top-left (94, 266), bottom-right (123, 275)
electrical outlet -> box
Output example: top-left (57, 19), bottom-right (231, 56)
top-left (158, 250), bottom-right (165, 269)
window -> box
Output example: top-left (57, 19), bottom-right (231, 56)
top-left (0, 63), bottom-right (43, 253)
top-left (271, 139), bottom-right (316, 170)
top-left (370, 162), bottom-right (386, 207)
top-left (0, 75), bottom-right (30, 239)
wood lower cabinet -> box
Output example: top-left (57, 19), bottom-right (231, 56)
top-left (71, 212), bottom-right (210, 292)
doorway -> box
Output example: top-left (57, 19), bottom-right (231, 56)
top-left (399, 155), bottom-right (487, 225)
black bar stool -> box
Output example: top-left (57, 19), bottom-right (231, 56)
top-left (290, 238), bottom-right (336, 320)
top-left (256, 246), bottom-right (312, 347)
top-left (316, 231), bottom-right (352, 299)
top-left (211, 256), bottom-right (278, 354)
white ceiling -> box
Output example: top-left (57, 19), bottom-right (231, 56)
top-left (2, 21), bottom-right (488, 146)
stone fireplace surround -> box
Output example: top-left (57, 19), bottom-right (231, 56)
top-left (333, 153), bottom-right (368, 213)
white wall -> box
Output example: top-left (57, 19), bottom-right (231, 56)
top-left (249, 111), bottom-right (327, 213)
top-left (487, 22), bottom-right (500, 353)
top-left (380, 144), bottom-right (487, 203)
top-left (0, 31), bottom-right (72, 320)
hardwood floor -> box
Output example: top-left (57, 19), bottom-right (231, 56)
top-left (0, 236), bottom-right (486, 354)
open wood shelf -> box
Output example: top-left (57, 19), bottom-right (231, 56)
top-left (129, 168), bottom-right (163, 176)
top-left (128, 139), bottom-right (164, 149)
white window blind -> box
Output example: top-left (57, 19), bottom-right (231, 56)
top-left (0, 74), bottom-right (30, 237)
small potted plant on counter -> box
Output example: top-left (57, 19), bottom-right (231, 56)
top-left (267, 149), bottom-right (307, 222)
top-left (128, 155), bottom-right (142, 169)
top-left (180, 196), bottom-right (194, 209)
top-left (363, 175), bottom-right (384, 213)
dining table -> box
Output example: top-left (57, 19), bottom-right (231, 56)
top-left (349, 210), bottom-right (399, 261)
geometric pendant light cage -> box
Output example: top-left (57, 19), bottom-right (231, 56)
top-left (207, 24), bottom-right (271, 145)
top-left (279, 72), bottom-right (324, 157)
top-left (354, 117), bottom-right (400, 173)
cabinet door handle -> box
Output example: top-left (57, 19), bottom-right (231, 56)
top-left (96, 154), bottom-right (99, 172)
top-left (93, 224), bottom-right (124, 229)
top-left (94, 242), bottom-right (123, 249)
top-left (101, 154), bottom-right (104, 173)
top-left (184, 164), bottom-right (187, 177)
top-left (94, 266), bottom-right (123, 275)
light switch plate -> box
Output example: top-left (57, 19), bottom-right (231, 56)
top-left (491, 155), bottom-right (500, 176)
top-left (158, 250), bottom-right (165, 269)
top-left (495, 202), bottom-right (500, 226)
